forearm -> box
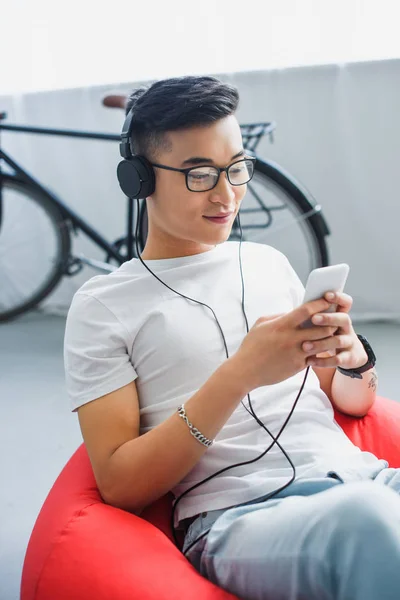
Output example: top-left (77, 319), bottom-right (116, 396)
top-left (103, 357), bottom-right (249, 514)
top-left (330, 366), bottom-right (378, 417)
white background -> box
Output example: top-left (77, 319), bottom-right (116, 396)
top-left (2, 0), bottom-right (400, 94)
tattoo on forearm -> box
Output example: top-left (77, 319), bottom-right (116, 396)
top-left (368, 370), bottom-right (378, 393)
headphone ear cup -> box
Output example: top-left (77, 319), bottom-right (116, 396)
top-left (135, 156), bottom-right (156, 198)
top-left (117, 159), bottom-right (141, 198)
top-left (117, 155), bottom-right (155, 199)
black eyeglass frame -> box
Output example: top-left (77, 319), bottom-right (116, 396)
top-left (150, 156), bottom-right (257, 192)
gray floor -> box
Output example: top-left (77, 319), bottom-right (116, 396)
top-left (0, 312), bottom-right (399, 600)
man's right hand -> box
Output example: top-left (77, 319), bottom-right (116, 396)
top-left (232, 298), bottom-right (337, 391)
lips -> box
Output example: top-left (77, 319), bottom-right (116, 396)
top-left (203, 213), bottom-right (233, 225)
top-left (204, 212), bottom-right (233, 218)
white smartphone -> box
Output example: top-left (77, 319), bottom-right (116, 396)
top-left (300, 263), bottom-right (350, 328)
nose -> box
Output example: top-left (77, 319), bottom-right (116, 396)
top-left (209, 171), bottom-right (236, 205)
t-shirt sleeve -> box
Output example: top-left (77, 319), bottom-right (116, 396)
top-left (63, 292), bottom-right (138, 412)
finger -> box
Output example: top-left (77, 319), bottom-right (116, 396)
top-left (307, 350), bottom-right (352, 368)
top-left (310, 311), bottom-right (351, 334)
top-left (302, 334), bottom-right (353, 356)
top-left (290, 298), bottom-right (332, 329)
top-left (302, 326), bottom-right (338, 342)
top-left (324, 291), bottom-right (353, 314)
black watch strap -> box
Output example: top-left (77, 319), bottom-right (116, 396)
top-left (336, 334), bottom-right (376, 379)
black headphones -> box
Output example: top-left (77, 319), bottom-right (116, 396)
top-left (116, 108), bottom-right (156, 199)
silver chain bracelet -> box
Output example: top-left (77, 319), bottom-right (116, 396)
top-left (177, 404), bottom-right (214, 448)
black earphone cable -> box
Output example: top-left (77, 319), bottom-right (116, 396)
top-left (133, 199), bottom-right (310, 552)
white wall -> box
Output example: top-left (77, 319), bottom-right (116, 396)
top-left (2, 0), bottom-right (400, 94)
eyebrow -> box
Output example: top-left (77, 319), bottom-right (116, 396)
top-left (181, 149), bottom-right (245, 167)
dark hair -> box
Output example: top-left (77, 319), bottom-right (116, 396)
top-left (125, 76), bottom-right (239, 159)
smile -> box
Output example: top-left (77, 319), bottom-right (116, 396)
top-left (203, 214), bottom-right (233, 224)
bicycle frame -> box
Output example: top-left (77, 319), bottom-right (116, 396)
top-left (0, 118), bottom-right (133, 265)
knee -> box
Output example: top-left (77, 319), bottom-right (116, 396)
top-left (328, 481), bottom-right (400, 542)
top-left (308, 482), bottom-right (400, 599)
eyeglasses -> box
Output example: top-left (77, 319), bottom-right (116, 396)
top-left (150, 157), bottom-right (256, 192)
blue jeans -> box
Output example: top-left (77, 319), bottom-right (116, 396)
top-left (182, 467), bottom-right (400, 600)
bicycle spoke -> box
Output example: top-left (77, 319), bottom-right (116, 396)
top-left (0, 261), bottom-right (32, 306)
top-left (0, 230), bottom-right (56, 256)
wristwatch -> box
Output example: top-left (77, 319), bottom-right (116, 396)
top-left (337, 334), bottom-right (377, 379)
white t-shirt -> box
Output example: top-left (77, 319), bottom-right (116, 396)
top-left (64, 241), bottom-right (386, 527)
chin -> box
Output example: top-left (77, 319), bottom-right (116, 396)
top-left (205, 232), bottom-right (231, 245)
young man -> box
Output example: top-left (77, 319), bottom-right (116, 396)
top-left (64, 76), bottom-right (399, 600)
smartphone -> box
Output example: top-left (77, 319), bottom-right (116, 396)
top-left (300, 263), bottom-right (350, 328)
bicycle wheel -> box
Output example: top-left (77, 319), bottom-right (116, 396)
top-left (230, 159), bottom-right (330, 283)
top-left (0, 175), bottom-right (70, 322)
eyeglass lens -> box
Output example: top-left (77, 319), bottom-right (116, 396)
top-left (186, 159), bottom-right (254, 191)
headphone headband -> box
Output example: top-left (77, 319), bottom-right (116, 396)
top-left (119, 108), bottom-right (135, 159)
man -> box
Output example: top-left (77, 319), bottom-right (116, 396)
top-left (64, 76), bottom-right (399, 600)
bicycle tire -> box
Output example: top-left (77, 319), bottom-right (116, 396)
top-left (0, 175), bottom-right (71, 323)
top-left (137, 160), bottom-right (330, 270)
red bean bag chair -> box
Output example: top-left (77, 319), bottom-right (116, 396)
top-left (21, 395), bottom-right (400, 600)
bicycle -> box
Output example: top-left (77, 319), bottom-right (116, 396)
top-left (0, 97), bottom-right (330, 323)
